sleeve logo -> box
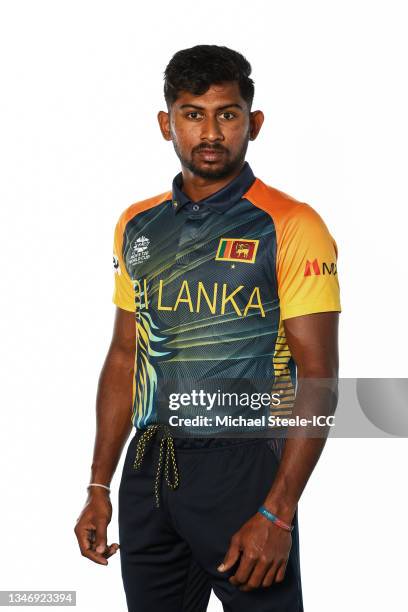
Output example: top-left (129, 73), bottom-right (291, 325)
top-left (113, 253), bottom-right (121, 275)
top-left (304, 259), bottom-right (337, 276)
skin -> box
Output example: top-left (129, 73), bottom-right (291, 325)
top-left (74, 81), bottom-right (340, 592)
top-left (74, 307), bottom-right (135, 564)
top-left (157, 81), bottom-right (264, 200)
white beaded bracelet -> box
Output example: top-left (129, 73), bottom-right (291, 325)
top-left (88, 483), bottom-right (111, 492)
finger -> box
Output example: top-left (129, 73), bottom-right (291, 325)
top-left (88, 529), bottom-right (96, 550)
top-left (95, 519), bottom-right (108, 554)
top-left (74, 525), bottom-right (108, 565)
top-left (83, 530), bottom-right (110, 565)
top-left (274, 558), bottom-right (288, 583)
top-left (262, 560), bottom-right (283, 587)
top-left (239, 560), bottom-right (270, 591)
top-left (81, 548), bottom-right (109, 565)
top-left (75, 523), bottom-right (97, 555)
top-left (217, 539), bottom-right (241, 572)
top-left (104, 543), bottom-right (120, 558)
top-left (229, 554), bottom-right (257, 586)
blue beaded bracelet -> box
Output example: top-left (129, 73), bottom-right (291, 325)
top-left (258, 505), bottom-right (294, 532)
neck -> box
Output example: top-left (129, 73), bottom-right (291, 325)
top-left (180, 162), bottom-right (245, 202)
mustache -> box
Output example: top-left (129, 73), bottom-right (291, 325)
top-left (192, 144), bottom-right (228, 153)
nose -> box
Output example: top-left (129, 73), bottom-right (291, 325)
top-left (200, 115), bottom-right (224, 143)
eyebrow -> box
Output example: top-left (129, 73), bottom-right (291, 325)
top-left (178, 103), bottom-right (244, 111)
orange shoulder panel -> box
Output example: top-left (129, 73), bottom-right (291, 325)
top-left (243, 177), bottom-right (305, 231)
top-left (118, 189), bottom-right (173, 229)
top-left (243, 177), bottom-right (341, 319)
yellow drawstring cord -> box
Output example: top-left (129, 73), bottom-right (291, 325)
top-left (133, 424), bottom-right (179, 508)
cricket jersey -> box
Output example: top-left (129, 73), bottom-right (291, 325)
top-left (112, 162), bottom-right (341, 432)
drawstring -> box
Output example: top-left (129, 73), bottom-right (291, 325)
top-left (132, 424), bottom-right (179, 508)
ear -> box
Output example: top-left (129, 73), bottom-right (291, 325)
top-left (157, 110), bottom-right (172, 141)
top-left (249, 110), bottom-right (265, 141)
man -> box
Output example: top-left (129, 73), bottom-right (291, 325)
top-left (74, 45), bottom-right (341, 612)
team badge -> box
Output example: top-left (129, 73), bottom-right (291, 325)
top-left (113, 253), bottom-right (121, 275)
top-left (215, 238), bottom-right (259, 264)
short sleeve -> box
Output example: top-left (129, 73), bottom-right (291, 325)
top-left (112, 215), bottom-right (136, 312)
top-left (277, 203), bottom-right (341, 320)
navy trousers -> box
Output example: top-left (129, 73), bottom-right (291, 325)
top-left (118, 432), bottom-right (303, 611)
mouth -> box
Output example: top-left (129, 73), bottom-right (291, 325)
top-left (195, 148), bottom-right (226, 162)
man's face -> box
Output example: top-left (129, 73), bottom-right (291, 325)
top-left (158, 81), bottom-right (261, 180)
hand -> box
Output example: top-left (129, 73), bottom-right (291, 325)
top-left (74, 488), bottom-right (120, 565)
top-left (217, 512), bottom-right (292, 591)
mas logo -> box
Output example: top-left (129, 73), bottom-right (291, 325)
top-left (129, 236), bottom-right (150, 265)
top-left (215, 238), bottom-right (259, 264)
top-left (304, 259), bottom-right (337, 276)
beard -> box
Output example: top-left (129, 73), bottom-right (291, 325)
top-left (171, 132), bottom-right (250, 180)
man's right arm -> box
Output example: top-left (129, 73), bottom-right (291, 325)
top-left (74, 306), bottom-right (136, 565)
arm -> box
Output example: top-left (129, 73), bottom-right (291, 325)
top-left (217, 311), bottom-right (339, 590)
top-left (263, 310), bottom-right (339, 521)
top-left (74, 306), bottom-right (136, 565)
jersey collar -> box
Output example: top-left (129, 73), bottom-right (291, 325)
top-left (171, 161), bottom-right (256, 215)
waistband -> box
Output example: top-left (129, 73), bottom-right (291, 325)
top-left (131, 424), bottom-right (268, 507)
top-left (134, 428), bottom-right (266, 450)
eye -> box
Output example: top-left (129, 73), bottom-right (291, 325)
top-left (220, 111), bottom-right (236, 120)
top-left (186, 111), bottom-right (203, 120)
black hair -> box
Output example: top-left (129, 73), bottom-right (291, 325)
top-left (163, 45), bottom-right (254, 109)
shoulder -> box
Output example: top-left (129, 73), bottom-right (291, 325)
top-left (115, 189), bottom-right (172, 230)
top-left (244, 177), bottom-right (332, 237)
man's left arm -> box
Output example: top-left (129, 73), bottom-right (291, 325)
top-left (217, 311), bottom-right (339, 591)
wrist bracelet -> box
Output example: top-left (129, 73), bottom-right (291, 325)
top-left (88, 483), bottom-right (111, 492)
top-left (258, 505), bottom-right (294, 532)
